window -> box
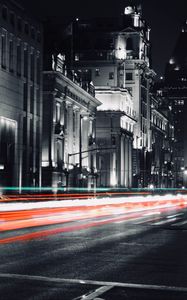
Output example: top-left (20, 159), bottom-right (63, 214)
top-left (126, 72), bottom-right (133, 81)
top-left (95, 68), bottom-right (100, 76)
top-left (31, 27), bottom-right (35, 39)
top-left (24, 22), bottom-right (29, 35)
top-left (2, 6), bottom-right (7, 20)
top-left (30, 118), bottom-right (34, 146)
top-left (37, 31), bottom-right (41, 43)
top-left (36, 88), bottom-right (40, 116)
top-left (109, 72), bottom-right (114, 79)
top-left (126, 38), bottom-right (133, 51)
top-left (36, 52), bottom-right (40, 84)
top-left (16, 40), bottom-right (21, 76)
top-left (75, 54), bottom-right (79, 61)
top-left (30, 85), bottom-right (34, 114)
top-left (24, 43), bottom-right (28, 77)
top-left (17, 17), bottom-right (22, 32)
top-left (30, 48), bottom-right (35, 81)
top-left (1, 31), bottom-right (7, 68)
top-left (23, 83), bottom-right (28, 111)
top-left (9, 38), bottom-right (14, 72)
top-left (10, 12), bottom-right (15, 27)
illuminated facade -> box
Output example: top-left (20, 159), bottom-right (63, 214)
top-left (61, 14), bottom-right (139, 187)
top-left (61, 6), bottom-right (156, 187)
top-left (0, 0), bottom-right (43, 188)
top-left (42, 54), bottom-right (101, 188)
top-left (96, 88), bottom-right (135, 187)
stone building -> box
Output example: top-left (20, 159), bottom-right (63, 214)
top-left (0, 0), bottom-right (43, 189)
top-left (61, 5), bottom-right (155, 187)
top-left (42, 53), bottom-right (101, 188)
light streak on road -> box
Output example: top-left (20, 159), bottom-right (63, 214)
top-left (0, 194), bottom-right (187, 244)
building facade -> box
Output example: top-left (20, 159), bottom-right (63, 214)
top-left (163, 21), bottom-right (187, 187)
top-left (42, 53), bottom-right (101, 188)
top-left (0, 0), bottom-right (43, 189)
top-left (61, 5), bottom-right (155, 188)
top-left (150, 92), bottom-right (174, 188)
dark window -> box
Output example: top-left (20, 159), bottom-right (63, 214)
top-left (126, 38), bottom-right (133, 51)
top-left (30, 118), bottom-right (33, 146)
top-left (10, 12), bottom-right (15, 26)
top-left (17, 17), bottom-right (22, 32)
top-left (17, 41), bottom-right (21, 76)
top-left (24, 22), bottom-right (29, 35)
top-left (126, 72), bottom-right (133, 81)
top-left (111, 135), bottom-right (116, 145)
top-left (37, 31), bottom-right (41, 43)
top-left (30, 86), bottom-right (34, 114)
top-left (36, 88), bottom-right (40, 116)
top-left (31, 27), bottom-right (35, 39)
top-left (22, 117), bottom-right (27, 144)
top-left (1, 34), bottom-right (7, 68)
top-left (24, 44), bottom-right (28, 77)
top-left (36, 54), bottom-right (40, 84)
top-left (30, 49), bottom-right (34, 81)
top-left (109, 72), bottom-right (114, 79)
top-left (9, 39), bottom-right (14, 72)
top-left (23, 83), bottom-right (28, 111)
top-left (2, 6), bottom-right (7, 20)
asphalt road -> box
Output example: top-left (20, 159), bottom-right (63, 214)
top-left (1, 200), bottom-right (187, 299)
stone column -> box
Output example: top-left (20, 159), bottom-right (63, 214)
top-left (120, 135), bottom-right (125, 186)
top-left (125, 137), bottom-right (129, 187)
top-left (129, 138), bottom-right (132, 187)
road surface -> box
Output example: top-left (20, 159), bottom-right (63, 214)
top-left (0, 193), bottom-right (187, 299)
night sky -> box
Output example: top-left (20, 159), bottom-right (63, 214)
top-left (18, 0), bottom-right (187, 77)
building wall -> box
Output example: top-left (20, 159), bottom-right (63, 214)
top-left (0, 0), bottom-right (43, 189)
top-left (42, 68), bottom-right (100, 189)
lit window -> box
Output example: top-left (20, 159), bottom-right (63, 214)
top-left (75, 54), bottom-right (79, 61)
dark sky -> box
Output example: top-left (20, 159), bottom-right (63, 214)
top-left (18, 0), bottom-right (187, 76)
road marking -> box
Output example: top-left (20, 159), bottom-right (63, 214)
top-left (0, 273), bottom-right (187, 293)
top-left (73, 286), bottom-right (112, 300)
